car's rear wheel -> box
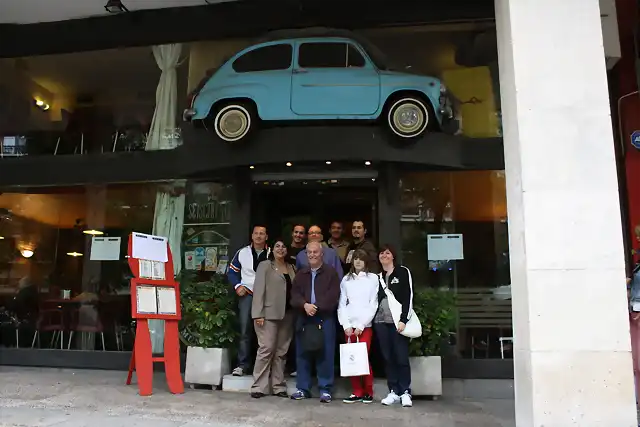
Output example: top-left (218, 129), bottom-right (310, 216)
top-left (385, 96), bottom-right (431, 139)
top-left (212, 102), bottom-right (255, 143)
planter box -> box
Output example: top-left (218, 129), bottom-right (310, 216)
top-left (184, 346), bottom-right (230, 387)
top-left (410, 356), bottom-right (442, 397)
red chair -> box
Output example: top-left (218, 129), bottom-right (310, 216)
top-left (31, 309), bottom-right (65, 349)
top-left (67, 304), bottom-right (105, 351)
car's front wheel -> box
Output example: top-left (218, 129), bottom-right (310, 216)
top-left (386, 96), bottom-right (431, 139)
top-left (212, 102), bottom-right (255, 143)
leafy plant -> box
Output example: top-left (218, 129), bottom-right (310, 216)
top-left (409, 287), bottom-right (457, 357)
top-left (179, 271), bottom-right (238, 349)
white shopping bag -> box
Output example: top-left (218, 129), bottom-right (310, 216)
top-left (339, 338), bottom-right (370, 377)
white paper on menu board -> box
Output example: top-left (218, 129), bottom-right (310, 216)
top-left (427, 234), bottom-right (464, 261)
top-left (136, 286), bottom-right (158, 314)
top-left (132, 232), bottom-right (168, 262)
top-left (90, 237), bottom-right (121, 261)
top-left (157, 287), bottom-right (177, 315)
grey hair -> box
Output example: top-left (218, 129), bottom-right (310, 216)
top-left (306, 241), bottom-right (323, 252)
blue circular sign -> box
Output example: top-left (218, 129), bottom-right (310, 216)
top-left (631, 131), bottom-right (640, 150)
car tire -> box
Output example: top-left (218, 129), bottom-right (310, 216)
top-left (212, 102), bottom-right (255, 143)
top-left (385, 96), bottom-right (432, 140)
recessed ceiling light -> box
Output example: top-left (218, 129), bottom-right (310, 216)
top-left (365, 161), bottom-right (371, 166)
top-left (325, 161), bottom-right (332, 165)
top-left (66, 252), bottom-right (83, 257)
top-left (83, 229), bottom-right (104, 236)
top-left (0, 236), bottom-right (4, 240)
top-left (372, 178), bottom-right (376, 182)
top-left (249, 165), bottom-right (255, 169)
top-left (105, 0), bottom-right (129, 13)
top-left (286, 162), bottom-right (292, 167)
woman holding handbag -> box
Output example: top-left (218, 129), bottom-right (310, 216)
top-left (374, 244), bottom-right (416, 408)
top-left (337, 249), bottom-right (380, 404)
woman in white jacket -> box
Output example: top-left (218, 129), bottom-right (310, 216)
top-left (337, 249), bottom-right (380, 404)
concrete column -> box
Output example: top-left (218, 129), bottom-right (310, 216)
top-left (495, 0), bottom-right (637, 425)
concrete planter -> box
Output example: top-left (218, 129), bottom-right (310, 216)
top-left (184, 346), bottom-right (230, 387)
top-left (410, 356), bottom-right (442, 397)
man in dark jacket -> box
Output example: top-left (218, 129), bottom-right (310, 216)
top-left (346, 220), bottom-right (379, 273)
top-left (289, 241), bottom-right (341, 403)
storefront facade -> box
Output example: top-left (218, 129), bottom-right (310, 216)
top-left (0, 0), bottom-right (637, 424)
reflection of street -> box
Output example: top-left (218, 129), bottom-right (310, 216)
top-left (0, 367), bottom-right (515, 427)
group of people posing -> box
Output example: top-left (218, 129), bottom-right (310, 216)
top-left (227, 221), bottom-right (415, 407)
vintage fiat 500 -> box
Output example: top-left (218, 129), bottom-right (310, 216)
top-left (184, 29), bottom-right (456, 143)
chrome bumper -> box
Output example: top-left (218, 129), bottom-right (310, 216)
top-left (182, 108), bottom-right (196, 122)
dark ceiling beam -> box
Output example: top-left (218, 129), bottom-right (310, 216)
top-left (0, 0), bottom-right (495, 58)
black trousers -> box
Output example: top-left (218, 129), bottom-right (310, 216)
top-left (374, 322), bottom-right (411, 395)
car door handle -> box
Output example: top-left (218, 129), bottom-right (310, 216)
top-left (293, 69), bottom-right (308, 74)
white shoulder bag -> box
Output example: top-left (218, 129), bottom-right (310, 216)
top-left (379, 267), bottom-right (422, 339)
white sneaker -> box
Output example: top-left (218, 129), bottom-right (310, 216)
top-left (381, 391), bottom-right (400, 406)
top-left (401, 392), bottom-right (413, 408)
top-left (232, 367), bottom-right (244, 376)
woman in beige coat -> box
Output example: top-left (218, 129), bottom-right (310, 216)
top-left (250, 239), bottom-right (296, 398)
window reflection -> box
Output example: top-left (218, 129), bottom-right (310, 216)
top-left (0, 183), bottom-right (165, 352)
top-left (400, 170), bottom-right (511, 359)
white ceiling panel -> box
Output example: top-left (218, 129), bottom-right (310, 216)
top-left (0, 0), bottom-right (235, 24)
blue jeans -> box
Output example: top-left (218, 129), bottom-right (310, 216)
top-left (295, 314), bottom-right (336, 395)
top-left (374, 322), bottom-right (411, 395)
top-left (237, 294), bottom-right (254, 370)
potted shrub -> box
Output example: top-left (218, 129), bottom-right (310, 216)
top-left (409, 287), bottom-right (457, 397)
top-left (180, 271), bottom-right (237, 388)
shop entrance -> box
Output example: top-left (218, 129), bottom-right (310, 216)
top-left (250, 173), bottom-right (379, 246)
top-left (249, 169), bottom-right (387, 376)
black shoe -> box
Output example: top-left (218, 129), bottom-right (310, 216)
top-left (250, 392), bottom-right (265, 399)
top-left (274, 391), bottom-right (288, 398)
top-left (342, 394), bottom-right (362, 404)
top-left (362, 395), bottom-right (373, 404)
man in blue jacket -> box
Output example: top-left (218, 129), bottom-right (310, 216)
top-left (296, 225), bottom-right (344, 280)
top-left (227, 225), bottom-right (269, 376)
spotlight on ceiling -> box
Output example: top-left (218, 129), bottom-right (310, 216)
top-left (83, 229), bottom-right (104, 236)
top-left (286, 162), bottom-right (292, 167)
top-left (325, 161), bottom-right (332, 165)
top-left (105, 0), bottom-right (129, 13)
top-left (364, 161), bottom-right (372, 166)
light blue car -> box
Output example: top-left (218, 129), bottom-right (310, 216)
top-left (184, 29), bottom-right (456, 143)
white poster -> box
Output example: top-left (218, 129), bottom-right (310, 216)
top-left (132, 232), bottom-right (168, 262)
top-left (139, 259), bottom-right (153, 279)
top-left (136, 286), bottom-right (158, 314)
top-left (90, 237), bottom-right (121, 261)
top-left (157, 287), bottom-right (177, 315)
top-left (427, 234), bottom-right (464, 261)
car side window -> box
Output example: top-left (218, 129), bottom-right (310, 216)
top-left (232, 44), bottom-right (293, 73)
top-left (298, 42), bottom-right (348, 68)
top-left (347, 44), bottom-right (366, 68)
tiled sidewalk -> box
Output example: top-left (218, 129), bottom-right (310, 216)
top-left (0, 367), bottom-right (515, 427)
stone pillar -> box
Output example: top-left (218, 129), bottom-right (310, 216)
top-left (495, 0), bottom-right (637, 425)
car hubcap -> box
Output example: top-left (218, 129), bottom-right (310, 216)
top-left (219, 110), bottom-right (248, 139)
top-left (393, 103), bottom-right (426, 134)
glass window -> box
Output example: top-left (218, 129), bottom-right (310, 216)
top-left (347, 44), bottom-right (366, 67)
top-left (182, 182), bottom-right (232, 273)
top-left (400, 171), bottom-right (510, 360)
top-left (0, 180), bottom-right (234, 354)
top-left (298, 42), bottom-right (348, 68)
top-left (232, 44), bottom-right (293, 73)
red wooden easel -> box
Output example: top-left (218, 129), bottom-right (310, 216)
top-left (125, 233), bottom-right (184, 396)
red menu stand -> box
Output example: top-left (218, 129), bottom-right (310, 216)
top-left (125, 234), bottom-right (184, 396)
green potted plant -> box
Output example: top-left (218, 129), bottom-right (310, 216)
top-left (409, 287), bottom-right (457, 397)
top-left (180, 270), bottom-right (238, 387)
